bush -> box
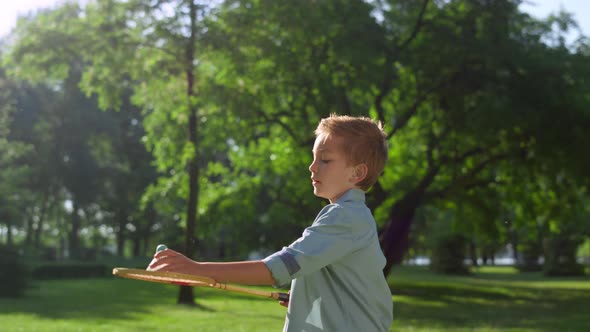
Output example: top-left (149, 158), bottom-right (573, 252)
top-left (430, 234), bottom-right (470, 275)
top-left (0, 245), bottom-right (30, 298)
top-left (32, 263), bottom-right (109, 279)
top-left (543, 235), bottom-right (585, 277)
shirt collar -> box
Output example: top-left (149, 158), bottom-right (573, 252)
top-left (335, 188), bottom-right (365, 204)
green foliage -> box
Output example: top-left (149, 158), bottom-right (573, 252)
top-left (195, 129), bottom-right (322, 256)
top-left (0, 245), bottom-right (29, 298)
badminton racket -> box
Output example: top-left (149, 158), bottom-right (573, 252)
top-left (112, 268), bottom-right (289, 301)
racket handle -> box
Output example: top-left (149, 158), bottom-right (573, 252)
top-left (277, 292), bottom-right (290, 302)
top-left (156, 244), bottom-right (168, 252)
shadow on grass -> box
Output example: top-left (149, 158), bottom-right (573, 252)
top-left (0, 276), bottom-right (278, 321)
top-left (390, 266), bottom-right (590, 331)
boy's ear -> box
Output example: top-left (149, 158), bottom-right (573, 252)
top-left (351, 164), bottom-right (368, 184)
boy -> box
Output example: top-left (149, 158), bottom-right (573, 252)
top-left (149, 114), bottom-right (393, 331)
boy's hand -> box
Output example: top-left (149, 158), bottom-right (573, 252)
top-left (147, 248), bottom-right (199, 274)
top-left (279, 291), bottom-right (290, 308)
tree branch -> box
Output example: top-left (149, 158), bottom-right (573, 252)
top-left (386, 75), bottom-right (453, 139)
top-left (374, 52), bottom-right (394, 126)
top-left (253, 110), bottom-right (305, 146)
top-left (386, 93), bottom-right (423, 139)
top-left (375, 0), bottom-right (429, 128)
top-left (397, 0), bottom-right (430, 52)
top-left (439, 146), bottom-right (486, 166)
top-left (426, 151), bottom-right (510, 200)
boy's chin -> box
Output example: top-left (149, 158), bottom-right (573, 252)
top-left (314, 193), bottom-right (336, 203)
top-left (312, 189), bottom-right (328, 200)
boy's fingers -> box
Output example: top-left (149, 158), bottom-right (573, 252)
top-left (147, 258), bottom-right (161, 271)
top-left (148, 251), bottom-right (176, 270)
top-left (148, 258), bottom-right (173, 271)
top-left (153, 248), bottom-right (177, 259)
top-left (279, 291), bottom-right (290, 307)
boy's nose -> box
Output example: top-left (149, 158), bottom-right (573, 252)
top-left (309, 160), bottom-right (317, 173)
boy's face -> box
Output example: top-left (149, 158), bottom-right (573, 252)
top-left (309, 134), bottom-right (359, 203)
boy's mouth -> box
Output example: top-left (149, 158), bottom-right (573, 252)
top-left (311, 178), bottom-right (320, 185)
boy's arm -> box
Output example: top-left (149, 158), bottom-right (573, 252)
top-left (148, 249), bottom-right (275, 286)
top-left (200, 260), bottom-right (275, 285)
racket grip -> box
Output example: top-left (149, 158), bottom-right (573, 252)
top-left (156, 244), bottom-right (168, 252)
top-left (277, 292), bottom-right (290, 302)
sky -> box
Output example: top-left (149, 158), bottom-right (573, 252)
top-left (0, 0), bottom-right (589, 39)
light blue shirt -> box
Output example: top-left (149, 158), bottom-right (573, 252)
top-left (263, 189), bottom-right (393, 332)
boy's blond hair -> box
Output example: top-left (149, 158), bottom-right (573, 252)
top-left (315, 114), bottom-right (388, 191)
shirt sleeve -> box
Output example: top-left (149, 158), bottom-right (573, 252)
top-left (263, 204), bottom-right (361, 287)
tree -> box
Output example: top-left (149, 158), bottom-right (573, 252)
top-left (7, 79), bottom-right (62, 255)
top-left (3, 3), bottom-right (158, 259)
top-left (0, 64), bottom-right (33, 247)
top-left (205, 0), bottom-right (590, 275)
top-left (4, 0), bottom-right (219, 304)
top-left (82, 0), bottom-right (208, 304)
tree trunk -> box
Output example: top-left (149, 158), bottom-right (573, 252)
top-left (69, 200), bottom-right (81, 259)
top-left (511, 236), bottom-right (519, 263)
top-left (138, 205), bottom-right (155, 257)
top-left (380, 167), bottom-right (438, 275)
top-left (6, 218), bottom-right (13, 247)
top-left (469, 241), bottom-right (478, 266)
top-left (379, 194), bottom-right (420, 275)
top-left (177, 0), bottom-right (198, 305)
top-left (34, 193), bottom-right (50, 251)
top-left (25, 215), bottom-right (34, 247)
top-left (31, 192), bottom-right (50, 251)
top-left (34, 212), bottom-right (44, 252)
top-left (132, 233), bottom-right (141, 257)
top-left (116, 205), bottom-right (127, 256)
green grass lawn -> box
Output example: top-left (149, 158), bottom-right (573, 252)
top-left (0, 266), bottom-right (588, 331)
top-left (389, 266), bottom-right (590, 332)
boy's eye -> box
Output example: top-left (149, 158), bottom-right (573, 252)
top-left (320, 159), bottom-right (331, 164)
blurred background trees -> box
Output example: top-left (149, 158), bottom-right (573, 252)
top-left (1, 0), bottom-right (589, 302)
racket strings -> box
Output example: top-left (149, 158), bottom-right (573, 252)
top-left (127, 273), bottom-right (209, 285)
top-left (112, 268), bottom-right (287, 301)
top-left (113, 268), bottom-right (215, 286)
